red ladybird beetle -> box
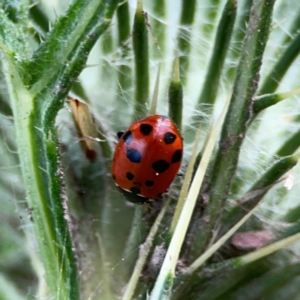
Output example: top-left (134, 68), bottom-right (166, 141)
top-left (112, 115), bottom-right (183, 204)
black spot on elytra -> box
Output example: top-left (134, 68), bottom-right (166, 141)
top-left (152, 160), bottom-right (170, 173)
top-left (164, 132), bottom-right (176, 144)
top-left (145, 180), bottom-right (154, 187)
top-left (126, 172), bottom-right (134, 180)
top-left (171, 149), bottom-right (182, 163)
top-left (130, 187), bottom-right (141, 195)
top-left (122, 131), bottom-right (133, 145)
top-left (140, 123), bottom-right (153, 135)
top-left (112, 174), bottom-right (116, 180)
top-left (117, 131), bottom-right (124, 139)
top-left (127, 148), bottom-right (142, 163)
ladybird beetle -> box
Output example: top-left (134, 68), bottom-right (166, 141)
top-left (112, 115), bottom-right (183, 204)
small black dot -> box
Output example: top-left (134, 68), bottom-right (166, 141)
top-left (126, 172), bottom-right (134, 180)
top-left (117, 131), bottom-right (124, 139)
top-left (140, 124), bottom-right (153, 136)
top-left (164, 132), bottom-right (176, 144)
top-left (130, 187), bottom-right (141, 195)
top-left (171, 149), bottom-right (182, 163)
top-left (112, 174), bottom-right (116, 180)
top-left (145, 180), bottom-right (154, 187)
top-left (122, 131), bottom-right (133, 145)
top-left (152, 160), bottom-right (170, 173)
top-left (127, 148), bottom-right (142, 163)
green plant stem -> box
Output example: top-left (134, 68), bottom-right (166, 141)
top-left (3, 57), bottom-right (77, 300)
top-left (96, 233), bottom-right (115, 300)
top-left (168, 123), bottom-right (202, 237)
top-left (122, 199), bottom-right (170, 300)
top-left (276, 131), bottom-right (300, 157)
top-left (2, 0), bottom-right (119, 298)
top-left (132, 0), bottom-right (149, 120)
top-left (282, 8), bottom-right (300, 46)
top-left (150, 95), bottom-right (229, 300)
top-left (258, 31), bottom-right (300, 95)
top-left (101, 26), bottom-right (114, 81)
top-left (27, 1), bottom-right (117, 92)
top-left (211, 231), bottom-right (300, 272)
top-left (253, 88), bottom-right (300, 114)
top-left (71, 80), bottom-right (90, 102)
top-left (177, 0), bottom-right (196, 84)
top-left (200, 0), bottom-right (223, 42)
top-left (117, 0), bottom-right (132, 92)
top-left (122, 205), bottom-right (145, 277)
top-left (149, 64), bottom-right (160, 115)
top-left (151, 0), bottom-right (166, 58)
top-left (235, 263), bottom-right (300, 300)
top-left (0, 94), bottom-right (13, 116)
top-left (222, 155), bottom-right (298, 234)
top-left (186, 0), bottom-right (236, 144)
top-left (226, 0), bottom-right (252, 83)
top-left (2, 0), bottom-right (29, 27)
top-left (0, 273), bottom-right (25, 300)
top-left (117, 1), bottom-right (130, 47)
top-left (0, 10), bottom-right (28, 59)
top-left (168, 57), bottom-right (183, 131)
top-left (29, 3), bottom-right (49, 34)
top-left (203, 0), bottom-right (276, 248)
top-left (281, 218), bottom-right (300, 239)
top-left (195, 0), bottom-right (236, 115)
top-left (251, 156), bottom-right (298, 190)
top-left (184, 193), bottom-right (262, 275)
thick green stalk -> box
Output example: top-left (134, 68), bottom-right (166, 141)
top-left (3, 57), bottom-right (77, 300)
top-left (177, 0), bottom-right (196, 84)
top-left (204, 0), bottom-right (276, 246)
top-left (1, 0), bottom-right (119, 298)
top-left (132, 0), bottom-right (149, 120)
